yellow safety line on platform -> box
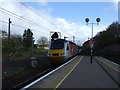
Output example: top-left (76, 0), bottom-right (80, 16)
top-left (95, 57), bottom-right (120, 73)
top-left (55, 56), bottom-right (83, 89)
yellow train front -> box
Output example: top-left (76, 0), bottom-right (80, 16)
top-left (47, 39), bottom-right (71, 64)
top-left (47, 39), bottom-right (79, 64)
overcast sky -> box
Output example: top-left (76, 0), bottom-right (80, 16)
top-left (0, 0), bottom-right (119, 45)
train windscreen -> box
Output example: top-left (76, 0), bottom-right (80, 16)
top-left (50, 41), bottom-right (64, 49)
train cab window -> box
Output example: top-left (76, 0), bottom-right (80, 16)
top-left (67, 45), bottom-right (69, 51)
top-left (50, 41), bottom-right (64, 49)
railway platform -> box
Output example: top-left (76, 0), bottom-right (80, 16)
top-left (23, 56), bottom-right (120, 89)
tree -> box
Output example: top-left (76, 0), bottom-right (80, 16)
top-left (2, 31), bottom-right (15, 53)
top-left (3, 38), bottom-right (16, 56)
top-left (37, 36), bottom-right (48, 48)
top-left (94, 22), bottom-right (120, 49)
top-left (23, 29), bottom-right (34, 50)
top-left (2, 33), bottom-right (22, 54)
top-left (2, 31), bottom-right (7, 37)
top-left (11, 34), bottom-right (22, 50)
top-left (82, 22), bottom-right (120, 55)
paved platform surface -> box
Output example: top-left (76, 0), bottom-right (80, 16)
top-left (28, 56), bottom-right (120, 89)
top-left (59, 56), bottom-right (119, 88)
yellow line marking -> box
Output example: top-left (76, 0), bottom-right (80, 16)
top-left (96, 57), bottom-right (120, 73)
top-left (55, 56), bottom-right (83, 89)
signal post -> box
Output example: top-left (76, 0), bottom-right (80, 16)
top-left (85, 18), bottom-right (100, 63)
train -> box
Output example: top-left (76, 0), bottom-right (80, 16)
top-left (47, 39), bottom-right (80, 64)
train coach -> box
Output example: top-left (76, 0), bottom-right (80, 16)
top-left (47, 39), bottom-right (80, 64)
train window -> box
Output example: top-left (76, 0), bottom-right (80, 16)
top-left (67, 45), bottom-right (69, 51)
top-left (50, 41), bottom-right (64, 49)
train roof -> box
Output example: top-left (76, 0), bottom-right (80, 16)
top-left (69, 41), bottom-right (76, 45)
top-left (52, 39), bottom-right (76, 45)
top-left (52, 39), bottom-right (68, 42)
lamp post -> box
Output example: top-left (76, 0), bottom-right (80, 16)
top-left (8, 18), bottom-right (12, 61)
top-left (31, 37), bottom-right (35, 57)
top-left (58, 32), bottom-right (61, 38)
top-left (73, 36), bottom-right (75, 42)
top-left (85, 18), bottom-right (100, 63)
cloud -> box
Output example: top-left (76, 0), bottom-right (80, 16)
top-left (38, 1), bottom-right (48, 7)
top-left (54, 18), bottom-right (108, 45)
top-left (36, 1), bottom-right (54, 14)
top-left (112, 0), bottom-right (119, 10)
top-left (0, 1), bottom-right (108, 45)
top-left (103, 0), bottom-right (119, 15)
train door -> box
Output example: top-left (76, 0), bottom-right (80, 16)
top-left (64, 42), bottom-right (71, 59)
top-left (70, 43), bottom-right (75, 56)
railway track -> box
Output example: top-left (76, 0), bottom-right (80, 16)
top-left (12, 65), bottom-right (59, 89)
top-left (11, 56), bottom-right (76, 89)
top-left (19, 56), bottom-right (78, 89)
